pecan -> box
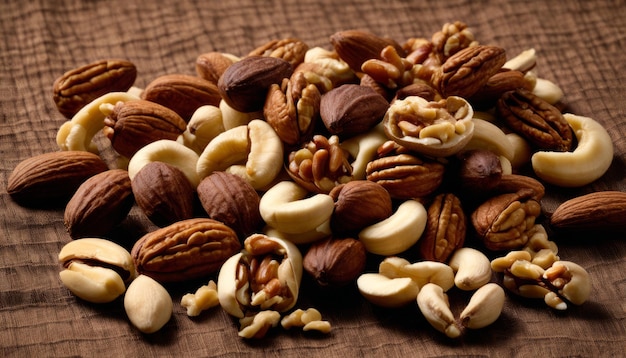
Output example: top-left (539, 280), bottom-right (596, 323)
top-left (53, 59), bottom-right (137, 118)
top-left (103, 99), bottom-right (187, 158)
top-left (418, 193), bottom-right (466, 262)
top-left (365, 141), bottom-right (445, 199)
top-left (286, 135), bottom-right (354, 193)
top-left (497, 88), bottom-right (573, 151)
top-left (469, 69), bottom-right (532, 109)
top-left (248, 38), bottom-right (309, 69)
top-left (131, 218), bottom-right (241, 282)
top-left (471, 189), bottom-right (542, 251)
top-left (432, 45), bottom-right (506, 98)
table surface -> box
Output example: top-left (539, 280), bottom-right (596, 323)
top-left (1, 0), bottom-right (625, 356)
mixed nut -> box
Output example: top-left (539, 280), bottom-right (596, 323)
top-left (6, 21), bottom-right (625, 340)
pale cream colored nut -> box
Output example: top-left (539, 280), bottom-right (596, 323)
top-left (181, 280), bottom-right (219, 317)
top-left (505, 132), bottom-right (532, 169)
top-left (532, 77), bottom-right (564, 105)
top-left (378, 256), bottom-right (454, 291)
top-left (219, 99), bottom-right (257, 130)
top-left (510, 260), bottom-right (545, 280)
top-left (461, 117), bottom-right (515, 162)
top-left (448, 247), bottom-right (492, 291)
top-left (339, 123), bottom-right (388, 180)
top-left (217, 234), bottom-right (302, 318)
top-left (56, 92), bottom-right (140, 153)
top-left (522, 224), bottom-right (559, 269)
top-left (303, 320), bottom-right (332, 333)
top-left (238, 310), bottom-right (281, 339)
top-left (490, 250), bottom-right (532, 272)
top-left (416, 283), bottom-right (461, 338)
top-left (178, 105), bottom-right (225, 154)
top-left (127, 139), bottom-right (200, 187)
top-left (281, 307), bottom-right (331, 333)
top-left (197, 119), bottom-right (283, 190)
top-left (503, 48), bottom-right (537, 73)
top-left (459, 283), bottom-right (505, 329)
top-left (531, 114), bottom-right (614, 187)
top-left (383, 95), bottom-right (474, 157)
top-left (259, 180), bottom-right (334, 234)
top-left (58, 238), bottom-right (136, 303)
top-left (542, 261), bottom-right (591, 309)
top-left (300, 46), bottom-right (356, 87)
top-left (356, 273), bottom-right (419, 308)
top-left (358, 199), bottom-right (427, 256)
top-left (263, 220), bottom-right (332, 245)
top-left (124, 274), bottom-right (173, 334)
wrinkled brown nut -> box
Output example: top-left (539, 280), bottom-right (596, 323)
top-left (64, 169), bottom-right (134, 239)
top-left (330, 29), bottom-right (405, 73)
top-left (320, 84), bottom-right (389, 137)
top-left (7, 151), bottom-right (109, 207)
top-left (53, 59), bottom-right (137, 118)
top-left (361, 45), bottom-right (415, 89)
top-left (248, 38), bottom-right (309, 68)
top-left (131, 161), bottom-right (195, 227)
top-left (383, 95), bottom-right (474, 157)
top-left (286, 135), bottom-right (354, 193)
top-left (471, 189), bottom-right (542, 251)
top-left (218, 56), bottom-right (293, 113)
top-left (457, 149), bottom-right (503, 192)
top-left (432, 45), bottom-right (506, 98)
top-left (550, 191), bottom-right (626, 232)
top-left (102, 100), bottom-right (187, 158)
top-left (497, 88), bottom-right (573, 152)
top-left (418, 193), bottom-right (466, 262)
top-left (394, 81), bottom-right (441, 102)
top-left (303, 237), bottom-right (367, 288)
top-left (490, 174), bottom-right (545, 201)
top-left (329, 180), bottom-right (393, 234)
top-left (264, 72), bottom-right (321, 146)
top-left (196, 52), bottom-right (237, 84)
top-left (141, 74), bottom-right (222, 121)
top-left (131, 218), bottom-right (241, 282)
top-left (430, 21), bottom-right (478, 64)
top-left (365, 141), bottom-right (445, 199)
top-left (197, 171), bottom-right (262, 239)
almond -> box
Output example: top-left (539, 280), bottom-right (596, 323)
top-left (141, 74), bottom-right (222, 121)
top-left (64, 169), bottom-right (134, 239)
top-left (7, 151), bottom-right (109, 206)
top-left (550, 191), bottom-right (626, 232)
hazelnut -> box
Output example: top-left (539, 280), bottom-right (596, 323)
top-left (329, 180), bottom-right (392, 234)
top-left (303, 237), bottom-right (366, 288)
top-left (457, 149), bottom-right (503, 192)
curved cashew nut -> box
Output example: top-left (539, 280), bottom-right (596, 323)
top-left (263, 219), bottom-right (332, 245)
top-left (356, 273), bottom-right (419, 308)
top-left (531, 114), bottom-right (613, 187)
top-left (259, 181), bottom-right (334, 234)
top-left (461, 117), bottom-right (515, 162)
top-left (459, 283), bottom-right (505, 329)
top-left (339, 123), bottom-right (388, 180)
top-left (128, 139), bottom-right (200, 187)
top-left (358, 199), bottom-right (427, 256)
top-left (197, 119), bottom-right (283, 190)
top-left (448, 247), bottom-right (492, 291)
top-left (416, 283), bottom-right (461, 338)
top-left (56, 92), bottom-right (140, 153)
top-left (378, 257), bottom-right (455, 291)
top-left (178, 105), bottom-right (225, 154)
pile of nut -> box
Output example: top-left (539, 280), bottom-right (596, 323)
top-left (7, 21), bottom-right (626, 339)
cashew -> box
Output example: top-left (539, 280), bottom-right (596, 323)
top-left (259, 181), bottom-right (334, 234)
top-left (459, 283), bottom-right (505, 329)
top-left (178, 105), bottom-right (225, 154)
top-left (56, 92), bottom-right (141, 153)
top-left (531, 114), bottom-right (613, 187)
top-left (59, 262), bottom-right (126, 304)
top-left (416, 283), bottom-right (461, 338)
top-left (378, 257), bottom-right (454, 291)
top-left (448, 247), bottom-right (492, 291)
top-left (197, 119), bottom-right (283, 190)
top-left (356, 273), bottom-right (420, 308)
top-left (503, 48), bottom-right (537, 73)
top-left (263, 219), bottom-right (332, 245)
top-left (127, 139), bottom-right (200, 187)
top-left (358, 199), bottom-right (427, 256)
top-left (219, 99), bottom-right (257, 130)
top-left (461, 117), bottom-right (515, 162)
top-left (339, 123), bottom-right (388, 180)
top-left (505, 132), bottom-right (532, 169)
top-left (238, 310), bottom-right (281, 339)
top-left (532, 77), bottom-right (564, 105)
top-left (181, 280), bottom-right (219, 317)
top-left (124, 275), bottom-right (173, 334)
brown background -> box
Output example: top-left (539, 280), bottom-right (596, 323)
top-left (1, 0), bottom-right (625, 356)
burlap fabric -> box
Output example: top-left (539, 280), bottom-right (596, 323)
top-left (1, 0), bottom-right (625, 356)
